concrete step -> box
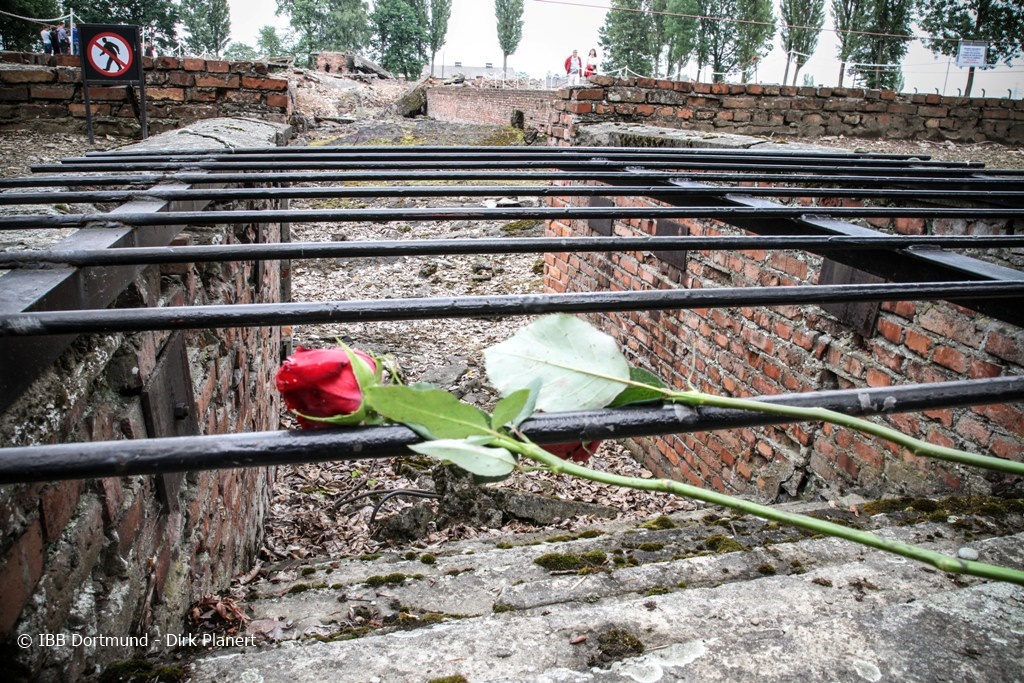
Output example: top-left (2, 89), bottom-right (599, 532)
top-left (186, 498), bottom-right (1024, 682)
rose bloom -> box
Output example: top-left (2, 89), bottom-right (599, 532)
top-left (544, 440), bottom-right (601, 463)
top-left (275, 347), bottom-right (376, 429)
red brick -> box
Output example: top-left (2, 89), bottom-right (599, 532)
top-left (183, 57), bottom-right (206, 71)
top-left (933, 345), bottom-right (967, 373)
top-left (40, 480), bottom-right (82, 542)
top-left (0, 521), bottom-right (44, 637)
top-left (28, 84), bottom-right (74, 99)
top-left (147, 87), bottom-right (186, 102)
top-left (0, 69), bottom-right (55, 84)
top-left (241, 76), bottom-right (288, 91)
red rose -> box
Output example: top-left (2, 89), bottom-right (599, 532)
top-left (275, 347), bottom-right (376, 429)
top-left (544, 440), bottom-right (602, 463)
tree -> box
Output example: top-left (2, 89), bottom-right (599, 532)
top-left (325, 0), bottom-right (372, 52)
top-left (427, 0), bottom-right (452, 77)
top-left (694, 0), bottom-right (774, 82)
top-left (0, 0), bottom-right (60, 52)
top-left (832, 0), bottom-right (872, 86)
top-left (916, 0), bottom-right (1024, 96)
top-left (849, 0), bottom-right (913, 90)
top-left (76, 0), bottom-right (179, 52)
top-left (780, 0), bottom-right (825, 85)
top-left (599, 0), bottom-right (656, 78)
top-left (257, 26), bottom-right (288, 58)
top-left (494, 0), bottom-right (524, 79)
top-left (370, 0), bottom-right (429, 79)
top-left (664, 0), bottom-right (701, 79)
top-left (224, 42), bottom-right (258, 61)
top-left (180, 0), bottom-right (231, 57)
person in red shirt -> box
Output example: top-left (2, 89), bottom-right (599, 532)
top-left (564, 49), bottom-right (583, 86)
top-left (584, 48), bottom-right (599, 81)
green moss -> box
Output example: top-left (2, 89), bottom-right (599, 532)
top-left (639, 515), bottom-right (678, 530)
top-left (492, 602), bottom-right (515, 613)
top-left (420, 553), bottom-right (437, 565)
top-left (495, 541), bottom-right (513, 549)
top-left (99, 660), bottom-right (184, 683)
top-left (358, 553), bottom-right (381, 561)
top-left (300, 567), bottom-right (316, 577)
top-left (364, 573), bottom-right (419, 587)
top-left (426, 676), bottom-right (470, 683)
top-left (811, 577), bottom-right (834, 587)
top-left (404, 551), bottom-right (418, 561)
top-left (756, 563), bottom-right (777, 576)
top-left (705, 535), bottom-right (747, 554)
top-left (534, 550), bottom-right (607, 572)
top-left (676, 581), bottom-right (689, 589)
top-left (577, 529), bottom-right (606, 539)
top-left (545, 534), bottom-right (575, 543)
top-left (589, 626), bottom-right (645, 667)
top-left (288, 582), bottom-right (328, 594)
top-left (636, 542), bottom-right (666, 552)
top-left (502, 219), bottom-right (541, 233)
top-left (644, 585), bottom-right (673, 596)
top-left (480, 126), bottom-right (525, 146)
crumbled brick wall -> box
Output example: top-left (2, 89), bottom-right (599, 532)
top-left (544, 190), bottom-right (1023, 502)
top-left (548, 76), bottom-right (1024, 145)
top-left (0, 164), bottom-right (285, 681)
top-left (0, 52), bottom-right (293, 135)
top-left (426, 86), bottom-right (552, 132)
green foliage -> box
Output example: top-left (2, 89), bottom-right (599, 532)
top-left (663, 0), bottom-right (702, 79)
top-left (409, 439), bottom-right (517, 478)
top-left (484, 314), bottom-right (631, 413)
top-left (427, 0), bottom-right (453, 75)
top-left (257, 26), bottom-right (290, 58)
top-left (0, 0), bottom-right (59, 52)
top-left (364, 384), bottom-right (492, 439)
top-left (325, 0), bottom-right (372, 52)
top-left (223, 42), bottom-right (257, 61)
top-left (76, 0), bottom-right (180, 51)
top-left (599, 0), bottom-right (656, 77)
top-left (693, 0), bottom-right (775, 82)
top-left (370, 0), bottom-right (429, 79)
top-left (849, 0), bottom-right (913, 90)
top-left (832, 0), bottom-right (872, 86)
top-left (494, 0), bottom-right (525, 76)
top-left (180, 0), bottom-right (231, 57)
top-left (915, 0), bottom-right (1024, 95)
top-left (779, 0), bottom-right (826, 85)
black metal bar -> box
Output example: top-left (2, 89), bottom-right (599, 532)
top-left (3, 205), bottom-right (1024, 231)
top-left (2, 280), bottom-right (1022, 337)
top-left (62, 150), bottom-right (979, 170)
top-left (31, 159), bottom-right (1013, 177)
top-left (2, 235), bottom-right (1023, 269)
top-left (3, 170), bottom-right (1021, 191)
top-left (2, 184), bottom-right (1022, 207)
top-left (82, 144), bottom-right (933, 160)
top-left (0, 376), bottom-right (1020, 484)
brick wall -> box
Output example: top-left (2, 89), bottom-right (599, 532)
top-left (0, 126), bottom-right (287, 681)
top-left (544, 175), bottom-right (1023, 503)
top-left (0, 51), bottom-right (293, 135)
top-left (547, 76), bottom-right (1024, 145)
top-left (426, 86), bottom-right (553, 132)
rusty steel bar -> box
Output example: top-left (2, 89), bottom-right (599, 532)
top-left (0, 376), bottom-right (1020, 484)
top-left (2, 235), bottom-right (1023, 269)
top-left (2, 280), bottom-right (1022, 337)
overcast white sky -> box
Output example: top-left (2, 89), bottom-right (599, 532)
top-left (227, 0), bottom-right (1023, 97)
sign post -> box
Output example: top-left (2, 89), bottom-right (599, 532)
top-left (78, 24), bottom-right (148, 144)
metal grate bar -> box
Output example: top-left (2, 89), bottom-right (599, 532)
top-left (0, 376), bottom-right (1020, 484)
top-left (3, 235), bottom-right (1023, 269)
top-left (2, 280), bottom-right (1021, 338)
top-left (3, 205), bottom-right (1024, 231)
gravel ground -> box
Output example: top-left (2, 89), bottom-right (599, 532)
top-left (3, 109), bottom-right (1023, 562)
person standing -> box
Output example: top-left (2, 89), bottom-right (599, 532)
top-left (40, 25), bottom-right (53, 55)
top-left (564, 49), bottom-right (583, 86)
top-left (56, 22), bottom-right (70, 55)
top-left (584, 48), bottom-right (599, 81)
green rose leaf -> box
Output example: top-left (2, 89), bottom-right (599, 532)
top-left (491, 381), bottom-right (541, 429)
top-left (608, 366), bottom-right (670, 408)
top-left (483, 314), bottom-right (631, 412)
top-left (363, 384), bottom-right (493, 440)
top-left (408, 439), bottom-right (517, 478)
